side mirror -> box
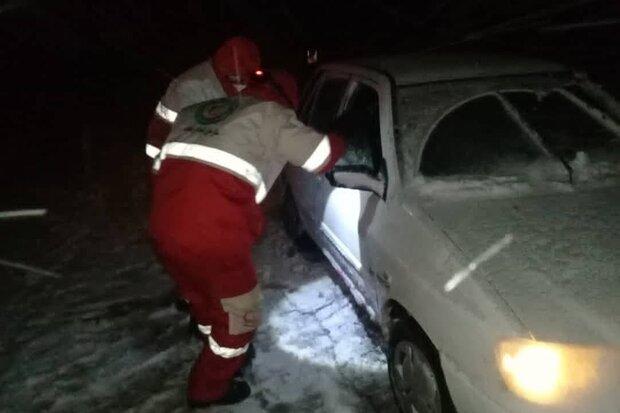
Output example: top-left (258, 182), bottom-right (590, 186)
top-left (325, 165), bottom-right (386, 198)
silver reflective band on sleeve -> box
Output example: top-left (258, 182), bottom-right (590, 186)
top-left (145, 143), bottom-right (161, 158)
top-left (197, 324), bottom-right (212, 336)
top-left (153, 142), bottom-right (267, 203)
top-left (155, 102), bottom-right (178, 123)
top-left (255, 182), bottom-right (267, 204)
top-left (208, 335), bottom-right (249, 359)
top-left (301, 135), bottom-right (331, 172)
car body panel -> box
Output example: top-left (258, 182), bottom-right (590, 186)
top-left (289, 170), bottom-right (379, 317)
top-left (347, 52), bottom-right (567, 86)
top-left (416, 185), bottom-right (620, 346)
top-left (286, 52), bottom-right (620, 412)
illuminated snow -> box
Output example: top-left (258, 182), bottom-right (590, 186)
top-left (0, 221), bottom-right (397, 412)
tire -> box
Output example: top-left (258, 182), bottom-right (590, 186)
top-left (388, 319), bottom-right (456, 413)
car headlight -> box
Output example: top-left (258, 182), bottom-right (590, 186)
top-left (497, 339), bottom-right (601, 404)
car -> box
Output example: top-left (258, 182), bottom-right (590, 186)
top-left (284, 52), bottom-right (620, 413)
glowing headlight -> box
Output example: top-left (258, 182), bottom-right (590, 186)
top-left (497, 339), bottom-right (601, 404)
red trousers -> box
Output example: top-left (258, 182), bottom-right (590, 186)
top-left (149, 159), bottom-right (264, 401)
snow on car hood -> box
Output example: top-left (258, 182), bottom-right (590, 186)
top-left (416, 182), bottom-right (620, 345)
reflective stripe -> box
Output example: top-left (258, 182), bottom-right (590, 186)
top-left (153, 142), bottom-right (268, 203)
top-left (208, 335), bottom-right (249, 359)
top-left (301, 135), bottom-right (331, 172)
top-left (255, 182), bottom-right (267, 204)
top-left (145, 143), bottom-right (161, 158)
top-left (197, 324), bottom-right (212, 336)
top-left (155, 102), bottom-right (178, 123)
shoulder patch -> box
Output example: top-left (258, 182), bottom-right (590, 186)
top-left (193, 98), bottom-right (239, 125)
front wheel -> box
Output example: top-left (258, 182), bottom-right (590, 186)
top-left (388, 320), bottom-right (455, 413)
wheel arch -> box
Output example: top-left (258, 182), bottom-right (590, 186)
top-left (385, 299), bottom-right (458, 413)
top-left (384, 299), bottom-right (439, 357)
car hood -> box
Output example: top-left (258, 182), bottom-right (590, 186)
top-left (420, 184), bottom-right (620, 345)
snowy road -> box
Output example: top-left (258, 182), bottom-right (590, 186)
top-left (0, 203), bottom-right (397, 412)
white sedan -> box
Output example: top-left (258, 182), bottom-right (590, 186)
top-left (284, 52), bottom-right (620, 413)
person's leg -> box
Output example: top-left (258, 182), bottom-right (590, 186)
top-left (149, 162), bottom-right (264, 404)
top-left (187, 256), bottom-right (260, 403)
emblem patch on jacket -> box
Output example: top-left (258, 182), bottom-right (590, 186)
top-left (194, 97), bottom-right (239, 125)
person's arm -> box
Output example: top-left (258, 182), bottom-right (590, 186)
top-left (295, 132), bottom-right (346, 174)
top-left (146, 76), bottom-right (180, 158)
top-left (273, 105), bottom-right (346, 173)
top-left (147, 61), bottom-right (228, 159)
top-left (146, 100), bottom-right (179, 158)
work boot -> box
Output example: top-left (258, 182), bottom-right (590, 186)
top-left (238, 343), bottom-right (256, 375)
top-left (174, 296), bottom-right (190, 313)
top-left (187, 315), bottom-right (202, 339)
top-left (188, 379), bottom-right (251, 408)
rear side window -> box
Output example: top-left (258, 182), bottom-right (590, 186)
top-left (335, 82), bottom-right (382, 175)
top-left (298, 71), bottom-right (323, 122)
top-left (307, 77), bottom-right (349, 133)
top-left (421, 95), bottom-right (541, 177)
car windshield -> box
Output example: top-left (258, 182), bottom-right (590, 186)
top-left (505, 90), bottom-right (620, 173)
top-left (395, 78), bottom-right (620, 190)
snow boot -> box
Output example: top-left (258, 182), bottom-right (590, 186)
top-left (241, 343), bottom-right (256, 370)
top-left (187, 315), bottom-right (202, 339)
top-left (237, 343), bottom-right (256, 375)
top-left (174, 295), bottom-right (190, 313)
top-left (188, 379), bottom-right (251, 408)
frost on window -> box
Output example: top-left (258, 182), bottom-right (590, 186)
top-left (333, 83), bottom-right (382, 175)
top-left (395, 82), bottom-right (471, 182)
top-left (420, 96), bottom-right (541, 177)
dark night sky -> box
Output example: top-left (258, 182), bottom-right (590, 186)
top-left (1, 4), bottom-right (619, 411)
top-left (0, 0), bottom-right (619, 194)
top-left (4, 0), bottom-right (620, 72)
top-left (0, 1), bottom-right (618, 89)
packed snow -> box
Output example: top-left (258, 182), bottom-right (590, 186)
top-left (0, 199), bottom-right (398, 412)
top-left (409, 150), bottom-right (620, 201)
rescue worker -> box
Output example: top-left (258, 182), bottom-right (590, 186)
top-left (148, 37), bottom-right (346, 407)
top-left (146, 37), bottom-right (301, 314)
top-left (145, 38), bottom-right (300, 159)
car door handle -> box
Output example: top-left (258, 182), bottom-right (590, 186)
top-left (378, 272), bottom-right (391, 286)
top-left (370, 268), bottom-right (392, 287)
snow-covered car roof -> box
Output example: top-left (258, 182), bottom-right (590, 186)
top-left (347, 52), bottom-right (568, 86)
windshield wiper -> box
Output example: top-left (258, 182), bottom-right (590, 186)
top-left (557, 155), bottom-right (574, 184)
top-left (494, 93), bottom-right (574, 183)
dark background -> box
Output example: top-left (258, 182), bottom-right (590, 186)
top-left (1, 3), bottom-right (618, 410)
top-left (1, 0), bottom-right (619, 211)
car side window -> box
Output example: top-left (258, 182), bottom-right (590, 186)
top-left (335, 82), bottom-right (382, 175)
top-left (421, 95), bottom-right (542, 177)
top-left (298, 71), bottom-right (323, 123)
top-left (307, 77), bottom-right (349, 133)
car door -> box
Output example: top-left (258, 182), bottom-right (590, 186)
top-left (313, 79), bottom-right (386, 313)
top-left (298, 73), bottom-right (351, 226)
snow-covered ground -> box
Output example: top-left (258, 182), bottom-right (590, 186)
top-left (0, 194), bottom-right (398, 412)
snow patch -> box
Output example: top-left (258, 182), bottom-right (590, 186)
top-left (1, 220), bottom-right (397, 412)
